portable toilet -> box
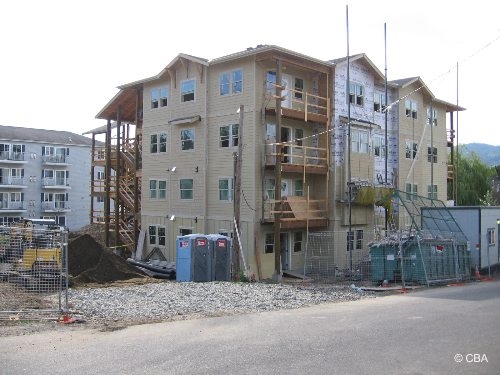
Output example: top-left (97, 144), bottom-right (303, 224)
top-left (176, 234), bottom-right (212, 282)
top-left (208, 234), bottom-right (232, 281)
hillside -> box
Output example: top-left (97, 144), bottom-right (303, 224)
top-left (462, 143), bottom-right (500, 166)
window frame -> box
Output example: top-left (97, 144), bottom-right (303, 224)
top-left (218, 177), bottom-right (234, 202)
top-left (265, 233), bottom-right (274, 253)
top-left (293, 231), bottom-right (303, 252)
top-left (180, 178), bottom-right (194, 200)
top-left (349, 82), bottom-right (364, 106)
top-left (405, 141), bottom-right (418, 159)
top-left (427, 146), bottom-right (437, 163)
top-left (351, 129), bottom-right (369, 154)
top-left (426, 107), bottom-right (437, 126)
top-left (427, 184), bottom-right (438, 200)
top-left (181, 129), bottom-right (195, 151)
top-left (294, 77), bottom-right (304, 100)
top-left (219, 124), bottom-right (239, 148)
top-left (405, 99), bottom-right (418, 119)
top-left (374, 92), bottom-right (386, 112)
top-left (181, 79), bottom-right (196, 102)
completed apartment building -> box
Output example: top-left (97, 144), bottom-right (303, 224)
top-left (0, 125), bottom-right (102, 230)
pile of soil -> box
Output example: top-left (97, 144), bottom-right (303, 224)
top-left (68, 234), bottom-right (147, 285)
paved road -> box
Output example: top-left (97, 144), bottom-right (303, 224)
top-left (1, 281), bottom-right (499, 375)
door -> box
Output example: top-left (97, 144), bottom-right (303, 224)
top-left (281, 179), bottom-right (292, 198)
top-left (281, 127), bottom-right (291, 163)
top-left (281, 74), bottom-right (292, 108)
top-left (280, 232), bottom-right (290, 271)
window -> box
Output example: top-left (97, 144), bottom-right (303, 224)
top-left (293, 232), bottom-right (303, 252)
top-left (294, 78), bottom-right (304, 100)
top-left (347, 231), bottom-right (354, 251)
top-left (265, 233), bottom-right (274, 253)
top-left (150, 179), bottom-right (167, 200)
top-left (181, 129), bottom-right (195, 151)
top-left (266, 71), bottom-right (277, 94)
top-left (265, 179), bottom-right (275, 200)
top-left (219, 70), bottom-right (243, 96)
top-left (356, 230), bottom-right (363, 250)
top-left (97, 171), bottom-right (105, 180)
top-left (351, 129), bottom-right (369, 154)
top-left (487, 228), bottom-right (496, 246)
top-left (374, 92), bottom-right (386, 112)
top-left (11, 144), bottom-right (25, 161)
top-left (181, 79), bottom-right (195, 102)
top-left (219, 178), bottom-right (233, 201)
top-left (295, 128), bottom-right (303, 146)
top-left (219, 73), bottom-right (230, 95)
top-left (232, 70), bottom-right (243, 94)
top-left (159, 133), bottom-right (167, 153)
top-left (148, 225), bottom-right (157, 245)
top-left (219, 124), bottom-right (239, 148)
top-left (150, 135), bottom-right (158, 153)
top-left (180, 179), bottom-right (193, 200)
top-left (150, 133), bottom-right (167, 153)
top-left (427, 146), bottom-right (437, 163)
top-left (349, 82), bottom-right (364, 106)
top-left (427, 107), bottom-right (437, 126)
top-left (427, 185), bottom-right (438, 200)
top-left (294, 179), bottom-right (303, 197)
top-left (266, 123), bottom-right (276, 140)
top-left (405, 141), bottom-right (418, 159)
top-left (405, 99), bottom-right (418, 119)
top-left (373, 135), bottom-right (386, 158)
top-left (148, 225), bottom-right (166, 246)
top-left (405, 183), bottom-right (418, 200)
top-left (160, 87), bottom-right (169, 107)
top-left (158, 226), bottom-right (166, 246)
top-left (179, 228), bottom-right (193, 236)
top-left (96, 196), bottom-right (104, 203)
top-left (151, 87), bottom-right (169, 109)
top-left (151, 89), bottom-right (159, 109)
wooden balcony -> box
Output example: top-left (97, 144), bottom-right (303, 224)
top-left (264, 142), bottom-right (328, 174)
top-left (263, 196), bottom-right (328, 229)
top-left (265, 84), bottom-right (329, 125)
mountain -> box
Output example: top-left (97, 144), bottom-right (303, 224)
top-left (462, 143), bottom-right (500, 166)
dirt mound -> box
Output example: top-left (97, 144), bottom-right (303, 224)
top-left (68, 234), bottom-right (146, 285)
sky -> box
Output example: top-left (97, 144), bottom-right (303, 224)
top-left (1, 0), bottom-right (499, 145)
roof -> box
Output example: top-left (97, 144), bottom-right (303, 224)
top-left (0, 125), bottom-right (95, 146)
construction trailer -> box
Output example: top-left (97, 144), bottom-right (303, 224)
top-left (422, 206), bottom-right (500, 274)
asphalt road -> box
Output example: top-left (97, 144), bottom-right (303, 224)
top-left (1, 280), bottom-right (499, 375)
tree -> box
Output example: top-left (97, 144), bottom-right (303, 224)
top-left (455, 145), bottom-right (495, 206)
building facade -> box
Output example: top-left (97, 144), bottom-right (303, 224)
top-left (0, 125), bottom-right (101, 230)
top-left (95, 45), bottom-right (462, 279)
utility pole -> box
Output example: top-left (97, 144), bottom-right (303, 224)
top-left (273, 59), bottom-right (283, 281)
top-left (233, 105), bottom-right (243, 274)
top-left (346, 5), bottom-right (353, 272)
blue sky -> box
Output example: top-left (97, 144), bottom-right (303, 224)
top-left (1, 0), bottom-right (499, 145)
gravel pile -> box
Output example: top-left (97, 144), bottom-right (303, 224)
top-left (67, 281), bottom-right (376, 325)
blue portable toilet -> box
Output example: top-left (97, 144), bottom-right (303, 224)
top-left (208, 234), bottom-right (232, 281)
top-left (176, 234), bottom-right (212, 282)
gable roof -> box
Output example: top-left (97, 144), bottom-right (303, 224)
top-left (329, 53), bottom-right (387, 83)
top-left (0, 125), bottom-right (94, 146)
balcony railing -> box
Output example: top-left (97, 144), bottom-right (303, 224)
top-left (41, 178), bottom-right (69, 187)
top-left (265, 83), bottom-right (329, 123)
top-left (0, 151), bottom-right (26, 162)
top-left (0, 201), bottom-right (26, 210)
top-left (264, 142), bottom-right (328, 173)
top-left (0, 176), bottom-right (26, 186)
top-left (42, 154), bottom-right (69, 164)
top-left (41, 201), bottom-right (70, 211)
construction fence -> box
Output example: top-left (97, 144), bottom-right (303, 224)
top-left (0, 222), bottom-right (69, 321)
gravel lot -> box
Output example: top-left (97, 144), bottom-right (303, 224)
top-left (0, 279), bottom-right (379, 336)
